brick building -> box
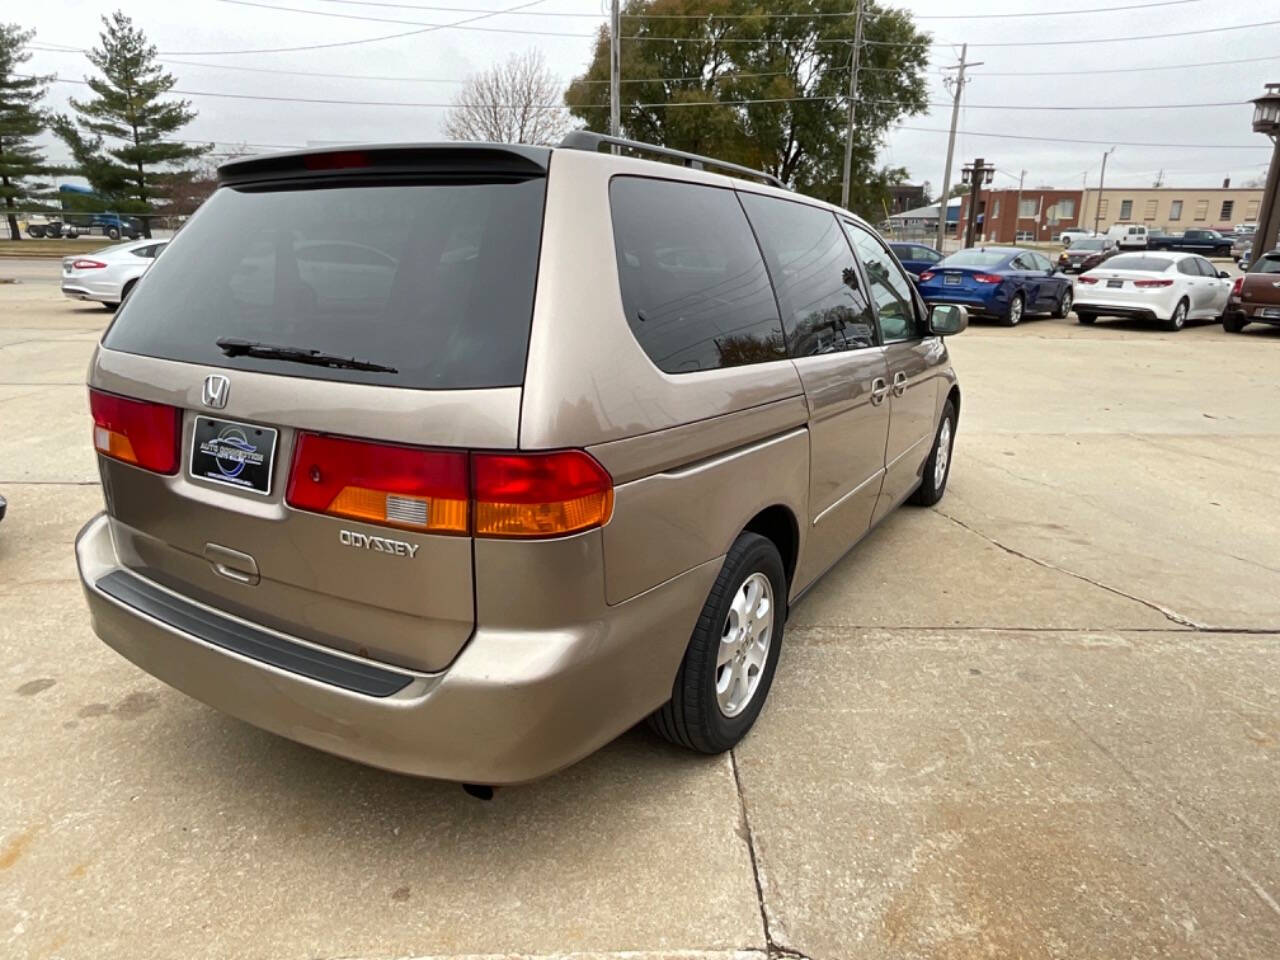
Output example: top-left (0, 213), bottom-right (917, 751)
top-left (955, 189), bottom-right (1085, 245)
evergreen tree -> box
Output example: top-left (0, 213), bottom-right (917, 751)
top-left (0, 24), bottom-right (57, 241)
top-left (55, 11), bottom-right (209, 236)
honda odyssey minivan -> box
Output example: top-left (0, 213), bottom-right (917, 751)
top-left (76, 134), bottom-right (967, 784)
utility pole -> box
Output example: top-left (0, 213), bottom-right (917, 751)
top-left (961, 157), bottom-right (992, 248)
top-left (1092, 146), bottom-right (1116, 236)
top-left (1012, 169), bottom-right (1025, 244)
top-left (936, 44), bottom-right (981, 252)
top-left (609, 0), bottom-right (621, 138)
top-left (840, 0), bottom-right (866, 210)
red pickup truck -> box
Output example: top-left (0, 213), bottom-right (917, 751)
top-left (1225, 249), bottom-right (1280, 332)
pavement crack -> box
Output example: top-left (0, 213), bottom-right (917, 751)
top-left (729, 749), bottom-right (805, 960)
top-left (936, 509), bottom-right (1208, 631)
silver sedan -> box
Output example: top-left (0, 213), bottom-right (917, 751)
top-left (61, 239), bottom-right (169, 309)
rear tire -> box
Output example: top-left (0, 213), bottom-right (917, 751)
top-left (1002, 293), bottom-right (1024, 327)
top-left (910, 399), bottom-right (957, 507)
top-left (647, 533), bottom-right (786, 754)
top-left (107, 227), bottom-right (120, 240)
top-left (121, 279), bottom-right (138, 303)
top-left (1163, 298), bottom-right (1188, 332)
top-left (1223, 313), bottom-right (1247, 334)
top-left (1076, 312), bottom-right (1097, 325)
top-left (1053, 286), bottom-right (1074, 319)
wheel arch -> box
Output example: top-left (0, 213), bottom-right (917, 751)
top-left (742, 504), bottom-right (799, 593)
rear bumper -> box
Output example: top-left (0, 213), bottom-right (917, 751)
top-left (76, 512), bottom-right (720, 783)
top-left (61, 280), bottom-right (117, 303)
top-left (1227, 301), bottom-right (1280, 327)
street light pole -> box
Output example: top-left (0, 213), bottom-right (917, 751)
top-left (961, 158), bottom-right (993, 249)
top-left (1012, 169), bottom-right (1025, 244)
top-left (840, 0), bottom-right (866, 210)
top-left (1092, 146), bottom-right (1115, 237)
top-left (609, 0), bottom-right (621, 138)
top-left (935, 44), bottom-right (980, 253)
top-left (1250, 83), bottom-right (1280, 262)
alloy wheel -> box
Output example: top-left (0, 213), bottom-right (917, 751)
top-left (716, 572), bottom-right (774, 718)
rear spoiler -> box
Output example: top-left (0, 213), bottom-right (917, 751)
top-left (218, 143), bottom-right (551, 188)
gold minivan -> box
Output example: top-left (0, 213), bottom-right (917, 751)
top-left (76, 135), bottom-right (966, 784)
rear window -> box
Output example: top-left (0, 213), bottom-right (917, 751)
top-left (941, 250), bottom-right (1008, 268)
top-left (1107, 256), bottom-right (1172, 272)
top-left (103, 179), bottom-right (547, 389)
top-left (1255, 256), bottom-right (1280, 274)
top-left (609, 177), bottom-right (785, 373)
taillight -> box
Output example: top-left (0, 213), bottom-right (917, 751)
top-left (973, 273), bottom-right (1003, 284)
top-left (89, 389), bottom-right (181, 474)
top-left (286, 433), bottom-right (468, 534)
top-left (1231, 276), bottom-right (1245, 297)
top-left (303, 151), bottom-right (370, 171)
top-left (1134, 278), bottom-right (1174, 288)
top-left (72, 259), bottom-right (107, 270)
top-left (1077, 276), bottom-right (1099, 284)
top-left (918, 271), bottom-right (935, 282)
top-left (473, 451), bottom-right (613, 539)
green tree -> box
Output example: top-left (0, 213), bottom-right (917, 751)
top-left (0, 24), bottom-right (58, 241)
top-left (54, 11), bottom-right (209, 236)
top-left (564, 0), bottom-right (929, 217)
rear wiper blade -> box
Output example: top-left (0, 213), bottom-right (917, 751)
top-left (215, 338), bottom-right (398, 374)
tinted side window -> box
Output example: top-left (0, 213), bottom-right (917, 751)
top-left (842, 221), bottom-right (921, 343)
top-left (915, 246), bottom-right (941, 263)
top-left (1031, 252), bottom-right (1052, 272)
top-left (609, 178), bottom-right (785, 373)
top-left (1196, 258), bottom-right (1217, 278)
top-left (1176, 259), bottom-right (1199, 276)
top-left (738, 194), bottom-right (875, 356)
top-left (1011, 253), bottom-right (1035, 271)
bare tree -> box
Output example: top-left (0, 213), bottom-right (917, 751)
top-left (444, 50), bottom-right (575, 146)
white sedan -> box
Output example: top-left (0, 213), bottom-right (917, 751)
top-left (61, 239), bottom-right (169, 309)
top-left (1073, 251), bottom-right (1232, 332)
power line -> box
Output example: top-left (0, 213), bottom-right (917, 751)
top-left (156, 0), bottom-right (553, 55)
top-left (34, 76), bottom-right (1251, 114)
top-left (213, 0), bottom-right (595, 38)
top-left (954, 18), bottom-right (1280, 47)
top-left (896, 123), bottom-right (1268, 151)
top-left (975, 53), bottom-right (1280, 76)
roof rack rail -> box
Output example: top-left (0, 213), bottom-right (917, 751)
top-left (557, 131), bottom-right (785, 190)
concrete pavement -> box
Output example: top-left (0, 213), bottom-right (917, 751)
top-left (2, 265), bottom-right (1278, 959)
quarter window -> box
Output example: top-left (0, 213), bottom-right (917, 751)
top-left (738, 194), bottom-right (876, 356)
top-left (609, 178), bottom-right (786, 373)
top-left (841, 220), bottom-right (921, 343)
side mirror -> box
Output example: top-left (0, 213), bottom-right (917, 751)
top-left (928, 302), bottom-right (968, 337)
top-left (1217, 270), bottom-right (1231, 280)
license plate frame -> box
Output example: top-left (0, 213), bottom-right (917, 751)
top-left (1262, 307), bottom-right (1280, 319)
top-left (1106, 279), bottom-right (1124, 289)
top-left (189, 416), bottom-right (279, 496)
top-left (944, 274), bottom-right (962, 286)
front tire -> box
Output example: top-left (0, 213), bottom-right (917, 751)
top-left (1164, 298), bottom-right (1188, 332)
top-left (648, 533), bottom-right (786, 754)
top-left (911, 399), bottom-right (958, 507)
top-left (1002, 292), bottom-right (1025, 327)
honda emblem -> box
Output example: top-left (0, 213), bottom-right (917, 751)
top-left (202, 374), bottom-right (230, 410)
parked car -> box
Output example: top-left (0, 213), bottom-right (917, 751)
top-left (1239, 242), bottom-right (1253, 271)
top-left (1105, 223), bottom-right (1150, 249)
top-left (1146, 228), bottom-right (1233, 258)
top-left (916, 246), bottom-right (1074, 326)
top-left (1059, 227), bottom-right (1095, 247)
top-left (1231, 234), bottom-right (1253, 263)
top-left (1056, 236), bottom-right (1118, 274)
top-left (888, 241), bottom-right (943, 279)
top-left (74, 136), bottom-right (968, 785)
top-left (60, 238), bottom-right (168, 309)
top-left (1074, 251), bottom-right (1231, 331)
top-left (1224, 249), bottom-right (1280, 333)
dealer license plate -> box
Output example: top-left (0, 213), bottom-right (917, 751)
top-left (190, 416), bottom-right (278, 495)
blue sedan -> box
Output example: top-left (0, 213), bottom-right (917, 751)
top-left (915, 246), bottom-right (1074, 326)
top-left (888, 241), bottom-right (943, 279)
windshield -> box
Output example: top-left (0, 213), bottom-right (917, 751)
top-left (1107, 255), bottom-right (1172, 272)
top-left (1072, 239), bottom-right (1106, 251)
top-left (1255, 256), bottom-right (1280, 275)
top-left (103, 178), bottom-right (547, 389)
top-left (941, 250), bottom-right (1009, 268)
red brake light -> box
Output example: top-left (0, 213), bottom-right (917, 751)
top-left (287, 433), bottom-right (468, 534)
top-left (973, 273), bottom-right (1003, 284)
top-left (473, 451), bottom-right (613, 539)
top-left (72, 259), bottom-right (107, 270)
top-left (1231, 276), bottom-right (1245, 297)
top-left (303, 151), bottom-right (371, 171)
top-left (89, 389), bottom-right (180, 474)
top-left (918, 271), bottom-right (935, 282)
top-left (1077, 276), bottom-right (1099, 284)
top-left (1134, 278), bottom-right (1174, 288)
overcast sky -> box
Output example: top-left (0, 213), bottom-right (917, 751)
top-left (18, 0), bottom-right (1280, 193)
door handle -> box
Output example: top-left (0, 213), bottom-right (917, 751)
top-left (892, 371), bottom-right (908, 397)
top-left (869, 377), bottom-right (889, 406)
